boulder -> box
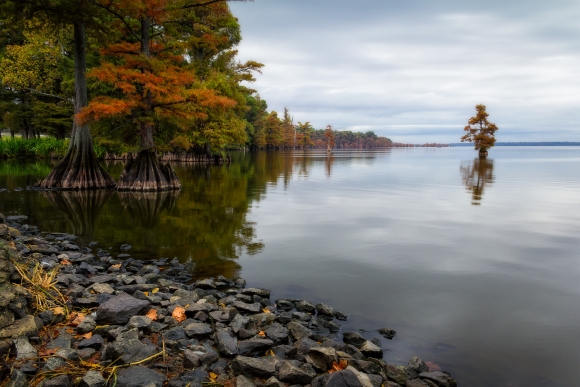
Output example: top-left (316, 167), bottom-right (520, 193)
top-left (278, 360), bottom-right (317, 384)
top-left (96, 293), bottom-right (150, 324)
top-left (116, 366), bottom-right (166, 387)
top-left (418, 372), bottom-right (457, 387)
top-left (0, 315), bottom-right (43, 339)
top-left (238, 338), bottom-right (274, 357)
top-left (236, 375), bottom-right (257, 387)
top-left (183, 322), bottom-right (213, 338)
top-left (232, 355), bottom-right (277, 377)
top-left (14, 337), bottom-right (37, 360)
top-left (214, 329), bottom-right (239, 357)
top-left (377, 328), bottom-right (396, 340)
top-left (308, 347), bottom-right (338, 371)
top-left (343, 332), bottom-right (366, 348)
top-left (359, 340), bottom-right (383, 358)
top-left (79, 370), bottom-right (106, 387)
top-left (287, 321), bottom-right (313, 341)
top-left (265, 322), bottom-right (289, 344)
top-left (405, 357), bottom-right (429, 379)
top-left (326, 368), bottom-right (364, 387)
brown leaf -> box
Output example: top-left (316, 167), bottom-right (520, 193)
top-left (258, 330), bottom-right (266, 337)
top-left (146, 309), bottom-right (158, 321)
top-left (82, 332), bottom-right (93, 339)
top-left (172, 306), bottom-right (186, 323)
top-left (60, 260), bottom-right (72, 265)
top-left (329, 360), bottom-right (348, 374)
top-left (53, 307), bottom-right (65, 315)
top-left (152, 288), bottom-right (159, 294)
top-left (209, 372), bottom-right (218, 382)
top-left (262, 308), bottom-right (271, 314)
top-left (111, 263), bottom-right (122, 269)
top-left (71, 313), bottom-right (86, 326)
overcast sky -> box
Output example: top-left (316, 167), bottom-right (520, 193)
top-left (229, 0), bottom-right (580, 143)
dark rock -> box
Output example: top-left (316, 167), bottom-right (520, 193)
top-left (77, 315), bottom-right (97, 334)
top-left (119, 244), bottom-right (132, 251)
top-left (278, 360), bottom-right (317, 384)
top-left (128, 315), bottom-right (153, 329)
top-left (276, 299), bottom-right (295, 311)
top-left (321, 338), bottom-right (342, 350)
top-left (236, 294), bottom-right (253, 303)
top-left (368, 374), bottom-right (384, 387)
top-left (214, 329), bottom-right (238, 357)
top-left (79, 370), bottom-right (106, 387)
top-left (405, 357), bottom-right (429, 379)
top-left (312, 374), bottom-right (332, 387)
top-left (377, 328), bottom-right (396, 340)
top-left (343, 331), bottom-right (366, 347)
top-left (370, 337), bottom-right (382, 348)
top-left (183, 322), bottom-right (213, 338)
top-left (238, 338), bottom-right (274, 356)
top-left (287, 321), bottom-right (313, 341)
top-left (242, 287), bottom-right (271, 298)
top-left (343, 345), bottom-right (366, 360)
top-left (47, 330), bottom-right (74, 350)
top-left (14, 337), bottom-right (37, 360)
top-left (359, 340), bottom-right (383, 358)
top-left (232, 355), bottom-right (277, 377)
top-left (55, 348), bottom-right (80, 361)
top-left (163, 326), bottom-right (187, 341)
top-left (0, 309), bottom-right (15, 329)
top-left (292, 311), bottom-right (311, 321)
top-left (168, 369), bottom-right (209, 387)
top-left (208, 358), bottom-right (229, 375)
top-left (264, 376), bottom-right (285, 387)
top-left (195, 278), bottom-right (216, 289)
top-left (325, 320), bottom-right (341, 333)
top-left (265, 322), bottom-right (289, 344)
top-left (77, 334), bottom-right (104, 350)
top-left (350, 360), bottom-right (382, 375)
top-left (406, 380), bottom-right (431, 387)
top-left (116, 366), bottom-right (166, 387)
top-left (183, 349), bottom-right (201, 368)
top-left (6, 370), bottom-right (29, 387)
top-left (386, 365), bottom-right (408, 385)
top-left (0, 315), bottom-right (43, 339)
top-left (103, 331), bottom-right (158, 365)
top-left (96, 293), bottom-right (150, 324)
top-left (418, 372), bottom-right (457, 387)
top-left (41, 375), bottom-right (71, 387)
top-left (232, 301), bottom-right (262, 314)
top-left (77, 348), bottom-right (97, 360)
top-left (326, 369), bottom-right (364, 387)
top-left (295, 300), bottom-right (316, 313)
top-left (229, 314), bottom-right (249, 333)
top-left (38, 310), bottom-right (65, 326)
top-left (236, 375), bottom-right (257, 387)
top-left (209, 307), bottom-right (238, 323)
top-left (308, 347), bottom-right (338, 371)
top-left (42, 356), bottom-right (66, 371)
top-left (315, 302), bottom-right (335, 316)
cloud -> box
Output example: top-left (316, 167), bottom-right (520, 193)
top-left (230, 0), bottom-right (580, 142)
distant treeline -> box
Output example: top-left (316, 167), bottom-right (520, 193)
top-left (452, 142), bottom-right (580, 146)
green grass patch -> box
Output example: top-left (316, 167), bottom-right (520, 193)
top-left (0, 137), bottom-right (69, 159)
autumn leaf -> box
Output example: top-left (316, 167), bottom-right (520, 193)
top-left (172, 306), bottom-right (186, 323)
top-left (258, 330), bottom-right (266, 337)
top-left (111, 263), bottom-right (122, 269)
top-left (60, 260), bottom-right (71, 265)
top-left (71, 313), bottom-right (86, 326)
top-left (209, 372), bottom-right (218, 382)
top-left (146, 309), bottom-right (158, 321)
top-left (82, 332), bottom-right (93, 339)
top-left (152, 288), bottom-right (159, 294)
top-left (266, 350), bottom-right (275, 357)
top-left (329, 360), bottom-right (348, 374)
top-left (53, 307), bottom-right (65, 315)
top-left (262, 308), bottom-right (271, 314)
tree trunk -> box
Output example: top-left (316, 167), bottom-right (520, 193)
top-left (37, 21), bottom-right (115, 190)
top-left (478, 149), bottom-right (488, 158)
top-left (115, 17), bottom-right (180, 191)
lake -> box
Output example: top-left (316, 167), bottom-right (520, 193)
top-left (1, 146), bottom-right (579, 387)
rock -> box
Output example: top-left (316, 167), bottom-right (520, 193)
top-left (214, 329), bottom-right (239, 357)
top-left (42, 356), bottom-right (67, 371)
top-left (308, 347), bottom-right (338, 371)
top-left (183, 349), bottom-right (201, 368)
top-left (47, 330), bottom-right (74, 350)
top-left (287, 321), bottom-right (313, 341)
top-left (209, 307), bottom-right (238, 323)
top-left (163, 326), bottom-right (187, 341)
top-left (79, 370), bottom-right (106, 387)
top-left (55, 348), bottom-right (80, 361)
top-left (238, 338), bottom-right (274, 357)
top-left (183, 322), bottom-right (213, 338)
top-left (293, 337), bottom-right (320, 357)
top-left (103, 332), bottom-right (158, 365)
top-left (272, 344), bottom-right (297, 359)
top-left (6, 370), bottom-right (29, 387)
top-left (77, 315), bottom-right (97, 334)
top-left (326, 368), bottom-right (364, 387)
top-left (232, 355), bottom-right (277, 377)
top-left (406, 380), bottom-right (431, 387)
top-left (315, 302), bottom-right (335, 316)
top-left (418, 372), bottom-right (457, 387)
top-left (195, 278), bottom-right (216, 289)
top-left (14, 337), bottom-right (37, 360)
top-left (236, 375), bottom-right (257, 387)
top-left (405, 357), bottom-right (429, 379)
top-left (343, 332), bottom-right (366, 348)
top-left (96, 293), bottom-right (150, 324)
top-left (41, 375), bottom-right (70, 387)
top-left (347, 366), bottom-right (374, 387)
top-left (86, 283), bottom-right (115, 294)
top-left (169, 370), bottom-right (209, 387)
top-left (367, 374), bottom-right (383, 387)
top-left (359, 340), bottom-right (383, 358)
top-left (264, 322), bottom-right (289, 344)
top-left (0, 315), bottom-right (43, 339)
top-left (77, 348), bottom-right (97, 361)
top-left (350, 360), bottom-right (382, 375)
top-left (0, 309), bottom-right (15, 329)
top-left (77, 334), bottom-right (104, 350)
top-left (119, 244), bottom-right (132, 251)
top-left (229, 314), bottom-right (249, 333)
top-left (116, 366), bottom-right (166, 387)
top-left (386, 365), bottom-right (408, 385)
top-left (242, 288), bottom-right (271, 298)
top-left (377, 328), bottom-right (396, 340)
top-left (232, 301), bottom-right (262, 314)
top-left (294, 300), bottom-right (315, 313)
top-left (278, 360), bottom-right (317, 384)
top-left (128, 315), bottom-right (153, 329)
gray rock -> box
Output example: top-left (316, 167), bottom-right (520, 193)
top-left (116, 366), bottom-right (166, 387)
top-left (350, 360), bottom-right (382, 375)
top-left (183, 322), bottom-right (213, 338)
top-left (128, 315), bottom-right (153, 329)
top-left (326, 369), bottom-right (364, 387)
top-left (315, 302), bottom-right (335, 316)
top-left (308, 347), bottom-right (338, 371)
top-left (14, 337), bottom-right (37, 360)
top-left (293, 337), bottom-right (320, 357)
top-left (103, 335), bottom-right (157, 365)
top-left (0, 315), bottom-right (43, 339)
top-left (77, 315), bottom-right (97, 334)
top-left (77, 348), bottom-right (96, 360)
top-left (367, 374), bottom-right (383, 387)
top-left (386, 365), bottom-right (408, 385)
top-left (48, 330), bottom-right (74, 350)
top-left (406, 380), bottom-right (431, 387)
top-left (265, 322), bottom-right (289, 344)
top-left (163, 326), bottom-right (187, 341)
top-left (209, 307), bottom-right (238, 323)
top-left (195, 278), bottom-right (216, 289)
top-left (295, 300), bottom-right (316, 313)
top-left (278, 360), bottom-right (317, 384)
top-left (418, 372), bottom-right (457, 387)
top-left (0, 309), bottom-right (15, 329)
top-left (229, 314), bottom-right (249, 333)
top-left (6, 370), bottom-right (29, 387)
top-left (242, 288), bottom-right (271, 298)
top-left (236, 375), bottom-right (257, 387)
top-left (96, 293), bottom-right (150, 324)
top-left (55, 348), bottom-right (80, 361)
top-left (359, 340), bottom-right (383, 358)
top-left (42, 356), bottom-right (67, 371)
top-left (232, 355), bottom-right (277, 377)
top-left (276, 299), bottom-right (295, 311)
top-left (238, 338), bottom-right (274, 357)
top-left (79, 370), bottom-right (106, 387)
top-left (214, 329), bottom-right (238, 357)
top-left (287, 321), bottom-right (313, 341)
top-left (232, 300), bottom-right (262, 314)
top-left (405, 357), bottom-right (429, 379)
top-left (347, 366), bottom-right (374, 387)
top-left (343, 332), bottom-right (366, 348)
top-left (41, 375), bottom-right (70, 387)
top-left (77, 334), bottom-right (104, 350)
top-left (170, 369), bottom-right (209, 387)
top-left (183, 349), bottom-right (201, 368)
top-left (377, 328), bottom-right (396, 340)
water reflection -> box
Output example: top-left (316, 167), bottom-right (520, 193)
top-left (460, 158), bottom-right (494, 205)
top-left (117, 190), bottom-right (179, 229)
top-left (42, 189), bottom-right (114, 244)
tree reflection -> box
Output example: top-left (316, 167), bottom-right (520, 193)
top-left (42, 189), bottom-right (113, 243)
top-left (117, 190), bottom-right (179, 229)
top-left (460, 158), bottom-right (494, 205)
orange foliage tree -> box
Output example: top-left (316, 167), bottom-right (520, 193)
top-left (460, 104), bottom-right (499, 158)
top-left (79, 0), bottom-right (242, 191)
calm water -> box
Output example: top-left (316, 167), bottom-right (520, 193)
top-left (1, 147), bottom-right (580, 387)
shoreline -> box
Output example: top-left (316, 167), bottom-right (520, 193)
top-left (0, 214), bottom-right (457, 387)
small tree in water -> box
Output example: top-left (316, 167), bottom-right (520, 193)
top-left (461, 104), bottom-right (498, 158)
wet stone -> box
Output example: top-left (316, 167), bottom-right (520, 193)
top-left (287, 321), bottom-right (313, 341)
top-left (96, 293), bottom-right (150, 325)
top-left (418, 372), bottom-right (457, 387)
top-left (278, 360), bottom-right (317, 384)
top-left (377, 328), bottom-right (396, 340)
top-left (232, 355), bottom-right (277, 378)
top-left (359, 340), bottom-right (383, 359)
top-left (238, 338), bottom-right (274, 357)
top-left (214, 329), bottom-right (239, 357)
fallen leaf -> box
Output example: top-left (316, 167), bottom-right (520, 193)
top-left (258, 330), bottom-right (266, 337)
top-left (71, 313), bottom-right (86, 326)
top-left (262, 308), bottom-right (271, 314)
top-left (209, 372), bottom-right (218, 382)
top-left (266, 350), bottom-right (275, 357)
top-left (111, 263), bottom-right (122, 269)
top-left (53, 307), bottom-right (65, 315)
top-left (143, 291), bottom-right (149, 296)
top-left (82, 332), bottom-right (93, 339)
top-left (219, 303), bottom-right (227, 308)
top-left (60, 260), bottom-right (71, 265)
top-left (329, 360), bottom-right (348, 374)
top-left (172, 306), bottom-right (186, 323)
top-left (152, 288), bottom-right (159, 294)
top-left (146, 309), bottom-right (158, 321)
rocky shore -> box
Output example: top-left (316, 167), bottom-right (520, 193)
top-left (0, 213), bottom-right (457, 387)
